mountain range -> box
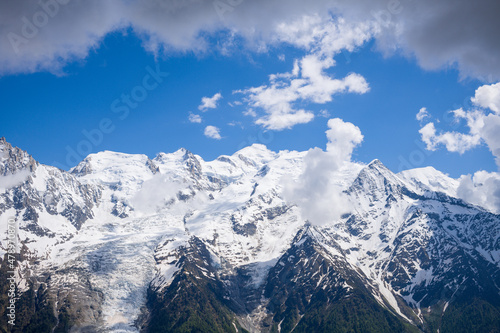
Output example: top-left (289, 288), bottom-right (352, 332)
top-left (0, 137), bottom-right (499, 332)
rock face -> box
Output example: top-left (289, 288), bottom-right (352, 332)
top-left (0, 139), bottom-right (499, 332)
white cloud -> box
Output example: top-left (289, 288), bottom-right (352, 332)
top-left (198, 93), bottom-right (222, 111)
top-left (234, 16), bottom-right (372, 131)
top-left (204, 125), bottom-right (222, 140)
top-left (325, 118), bottom-right (364, 161)
top-left (471, 82), bottom-right (500, 114)
top-left (130, 174), bottom-right (190, 214)
top-left (453, 110), bottom-right (500, 213)
top-left (419, 83), bottom-right (500, 167)
top-left (480, 113), bottom-right (500, 167)
top-left (419, 122), bottom-right (482, 154)
top-left (0, 170), bottom-right (31, 191)
top-left (239, 51), bottom-right (370, 130)
top-left (282, 118), bottom-right (363, 224)
top-left (333, 0), bottom-right (500, 80)
top-left (188, 113), bottom-right (202, 123)
top-left (227, 121), bottom-right (242, 127)
top-left (275, 15), bottom-right (375, 58)
top-left (457, 171), bottom-right (500, 214)
top-left (417, 82), bottom-right (500, 214)
top-left (255, 109), bottom-right (314, 130)
top-left (416, 107), bottom-right (430, 122)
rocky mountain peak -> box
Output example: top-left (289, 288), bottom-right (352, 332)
top-left (365, 158), bottom-right (392, 174)
top-left (349, 158), bottom-right (405, 199)
top-left (0, 137), bottom-right (38, 175)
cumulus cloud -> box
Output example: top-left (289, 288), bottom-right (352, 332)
top-left (419, 83), bottom-right (500, 166)
top-left (239, 53), bottom-right (370, 130)
top-left (282, 118), bottom-right (363, 225)
top-left (419, 121), bottom-right (482, 154)
top-left (188, 113), bottom-right (202, 123)
top-left (325, 118), bottom-right (364, 161)
top-left (457, 171), bottom-right (500, 214)
top-left (234, 16), bottom-right (372, 130)
top-left (418, 82), bottom-right (500, 213)
top-left (204, 125), bottom-right (221, 140)
top-left (0, 0), bottom-right (499, 80)
top-left (471, 82), bottom-right (500, 113)
top-left (255, 109), bottom-right (314, 131)
top-left (479, 113), bottom-right (500, 167)
top-left (198, 93), bottom-right (222, 111)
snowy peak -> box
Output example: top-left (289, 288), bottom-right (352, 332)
top-left (153, 148), bottom-right (186, 170)
top-left (69, 151), bottom-right (161, 217)
top-left (0, 139), bottom-right (101, 257)
top-left (365, 159), bottom-right (398, 179)
top-left (70, 150), bottom-right (160, 191)
top-left (398, 166), bottom-right (459, 198)
top-left (349, 159), bottom-right (406, 200)
top-left (154, 148), bottom-right (203, 176)
top-left (233, 143), bottom-right (276, 167)
top-left (293, 224), bottom-right (327, 247)
top-left (181, 149), bottom-right (203, 179)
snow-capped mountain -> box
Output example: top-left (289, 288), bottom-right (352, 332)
top-left (0, 137), bottom-right (499, 333)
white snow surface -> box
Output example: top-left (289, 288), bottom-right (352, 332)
top-left (399, 166), bottom-right (459, 198)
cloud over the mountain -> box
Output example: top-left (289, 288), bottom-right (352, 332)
top-left (325, 118), bottom-right (364, 162)
top-left (0, 170), bottom-right (31, 191)
top-left (1, 0), bottom-right (499, 80)
top-left (283, 118), bottom-right (363, 224)
top-left (457, 171), bottom-right (500, 214)
top-left (418, 82), bottom-right (500, 213)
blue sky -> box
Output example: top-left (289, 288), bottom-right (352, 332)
top-left (1, 0), bottom-right (499, 180)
